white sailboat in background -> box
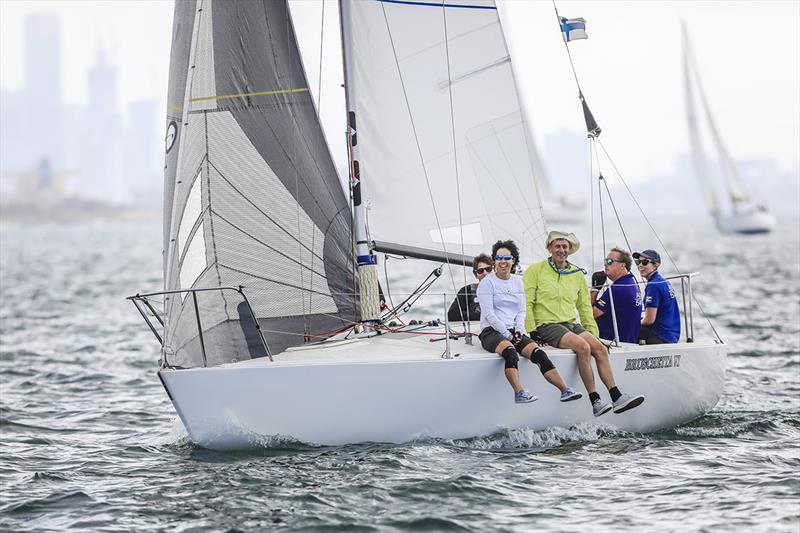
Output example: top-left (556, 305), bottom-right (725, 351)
top-left (129, 0), bottom-right (726, 450)
top-left (683, 23), bottom-right (776, 235)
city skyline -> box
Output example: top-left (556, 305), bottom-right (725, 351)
top-left (0, 1), bottom-right (797, 217)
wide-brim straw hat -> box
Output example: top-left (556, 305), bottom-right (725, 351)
top-left (546, 230), bottom-right (580, 254)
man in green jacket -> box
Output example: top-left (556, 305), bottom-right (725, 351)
top-left (524, 230), bottom-right (644, 417)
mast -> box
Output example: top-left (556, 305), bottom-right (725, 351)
top-left (682, 23), bottom-right (719, 217)
top-left (339, 0), bottom-right (381, 323)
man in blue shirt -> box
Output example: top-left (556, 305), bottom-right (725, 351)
top-left (634, 249), bottom-right (681, 344)
top-left (591, 247), bottom-right (642, 343)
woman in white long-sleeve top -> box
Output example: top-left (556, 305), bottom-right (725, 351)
top-left (477, 240), bottom-right (582, 404)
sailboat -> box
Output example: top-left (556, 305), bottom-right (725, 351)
top-left (130, 0), bottom-right (726, 450)
top-left (683, 23), bottom-right (776, 235)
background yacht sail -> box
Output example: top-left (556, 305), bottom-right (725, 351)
top-left (683, 24), bottom-right (759, 214)
top-left (162, 0), bottom-right (358, 367)
top-left (341, 0), bottom-right (548, 266)
top-left (682, 26), bottom-right (719, 218)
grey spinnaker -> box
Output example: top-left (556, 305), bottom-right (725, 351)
top-left (162, 0), bottom-right (358, 368)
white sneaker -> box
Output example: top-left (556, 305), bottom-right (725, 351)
top-left (514, 389), bottom-right (539, 404)
top-left (613, 393), bottom-right (645, 414)
top-left (592, 399), bottom-right (612, 417)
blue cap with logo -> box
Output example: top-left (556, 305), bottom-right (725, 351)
top-left (633, 249), bottom-right (661, 263)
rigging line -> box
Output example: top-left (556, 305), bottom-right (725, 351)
top-left (551, 0), bottom-right (583, 94)
top-left (597, 170), bottom-right (607, 264)
top-left (441, 3), bottom-right (470, 329)
top-left (287, 10), bottom-right (309, 337)
top-left (383, 254), bottom-right (397, 312)
top-left (216, 264), bottom-right (337, 299)
top-left (590, 136), bottom-right (595, 269)
top-left (308, 0), bottom-right (327, 320)
top-left (599, 170), bottom-right (633, 253)
top-left (594, 138), bottom-right (723, 342)
top-left (382, 269), bottom-right (441, 317)
top-left (259, 3), bottom-right (341, 222)
top-left (379, 2), bottom-right (459, 301)
top-left (317, 0), bottom-right (325, 114)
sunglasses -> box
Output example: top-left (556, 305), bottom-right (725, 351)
top-left (635, 259), bottom-right (653, 266)
top-left (603, 258), bottom-right (624, 265)
top-left (474, 266), bottom-right (493, 274)
top-left (495, 255), bottom-right (513, 261)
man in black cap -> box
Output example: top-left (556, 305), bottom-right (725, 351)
top-left (634, 249), bottom-right (681, 344)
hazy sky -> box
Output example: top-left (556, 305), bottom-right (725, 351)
top-left (2, 0), bottom-right (798, 184)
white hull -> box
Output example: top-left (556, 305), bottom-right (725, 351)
top-left (159, 326), bottom-right (727, 450)
top-left (715, 210), bottom-right (775, 234)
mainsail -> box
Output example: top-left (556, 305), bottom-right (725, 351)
top-left (162, 0), bottom-right (358, 367)
top-left (340, 0), bottom-right (549, 267)
top-left (682, 24), bottom-right (751, 213)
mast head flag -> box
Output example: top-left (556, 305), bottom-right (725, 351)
top-left (560, 17), bottom-right (588, 43)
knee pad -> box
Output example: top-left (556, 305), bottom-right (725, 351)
top-left (531, 347), bottom-right (555, 374)
top-left (501, 346), bottom-right (519, 370)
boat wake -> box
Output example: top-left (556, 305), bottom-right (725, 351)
top-left (443, 422), bottom-right (617, 452)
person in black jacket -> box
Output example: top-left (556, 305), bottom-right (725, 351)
top-left (447, 253), bottom-right (493, 322)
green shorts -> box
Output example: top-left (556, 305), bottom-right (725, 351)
top-left (536, 322), bottom-right (587, 347)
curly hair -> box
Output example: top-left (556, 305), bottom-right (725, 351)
top-left (491, 240), bottom-right (520, 268)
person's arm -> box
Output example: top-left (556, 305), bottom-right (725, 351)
top-left (641, 307), bottom-right (657, 326)
top-left (467, 287), bottom-right (481, 319)
top-left (477, 278), bottom-right (512, 339)
top-left (641, 285), bottom-right (660, 326)
top-left (576, 276), bottom-right (599, 336)
top-left (523, 266), bottom-right (538, 333)
top-left (590, 271), bottom-right (606, 308)
top-left (592, 288), bottom-right (607, 318)
top-left (447, 286), bottom-right (467, 321)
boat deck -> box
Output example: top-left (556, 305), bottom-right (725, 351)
top-left (225, 322), bottom-right (706, 368)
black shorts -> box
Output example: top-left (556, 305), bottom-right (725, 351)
top-left (479, 327), bottom-right (535, 353)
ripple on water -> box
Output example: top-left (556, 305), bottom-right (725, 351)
top-left (0, 221), bottom-right (798, 531)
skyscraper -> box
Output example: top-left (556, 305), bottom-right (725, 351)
top-left (125, 99), bottom-right (161, 208)
top-left (85, 51), bottom-right (123, 202)
top-left (23, 14), bottom-right (62, 167)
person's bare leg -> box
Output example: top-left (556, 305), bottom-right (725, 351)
top-left (558, 332), bottom-right (595, 394)
top-left (495, 340), bottom-right (522, 392)
top-left (580, 332), bottom-right (617, 390)
top-left (520, 343), bottom-right (566, 391)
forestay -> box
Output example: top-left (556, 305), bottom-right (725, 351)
top-left (341, 0), bottom-right (549, 265)
top-left (162, 0), bottom-right (358, 367)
